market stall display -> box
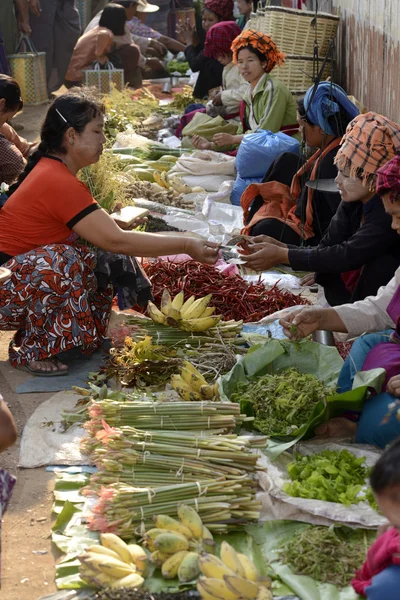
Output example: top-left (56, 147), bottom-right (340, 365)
top-left (22, 6), bottom-right (394, 595)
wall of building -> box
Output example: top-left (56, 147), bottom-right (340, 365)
top-left (332, 0), bottom-right (400, 122)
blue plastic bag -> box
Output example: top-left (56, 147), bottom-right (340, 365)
top-left (236, 130), bottom-right (300, 179)
top-left (230, 175), bottom-right (262, 206)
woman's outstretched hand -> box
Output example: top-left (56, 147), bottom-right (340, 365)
top-left (280, 307), bottom-right (324, 339)
top-left (185, 238), bottom-right (219, 265)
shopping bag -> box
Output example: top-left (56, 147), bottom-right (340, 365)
top-left (8, 35), bottom-right (47, 105)
top-left (83, 61), bottom-right (124, 94)
top-left (236, 129), bottom-right (300, 178)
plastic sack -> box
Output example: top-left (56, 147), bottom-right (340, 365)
top-left (181, 111), bottom-right (238, 142)
top-left (236, 130), bottom-right (300, 178)
top-left (231, 174), bottom-right (262, 206)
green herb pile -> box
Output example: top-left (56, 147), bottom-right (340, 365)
top-left (166, 59), bottom-right (190, 75)
top-left (279, 525), bottom-right (370, 588)
top-left (283, 449), bottom-right (373, 506)
top-left (230, 368), bottom-right (331, 436)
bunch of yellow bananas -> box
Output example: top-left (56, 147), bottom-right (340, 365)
top-left (171, 361), bottom-right (219, 402)
top-left (197, 541), bottom-right (273, 600)
top-left (79, 533), bottom-right (148, 590)
top-left (143, 504), bottom-right (215, 583)
top-left (153, 170), bottom-right (194, 195)
top-left (148, 290), bottom-right (222, 333)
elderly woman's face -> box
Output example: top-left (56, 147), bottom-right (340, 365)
top-left (382, 192), bottom-right (400, 235)
top-left (335, 169), bottom-right (371, 203)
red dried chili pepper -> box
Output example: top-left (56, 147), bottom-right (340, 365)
top-left (137, 260), bottom-right (310, 322)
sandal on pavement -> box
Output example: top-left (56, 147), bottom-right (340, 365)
top-left (16, 357), bottom-right (69, 377)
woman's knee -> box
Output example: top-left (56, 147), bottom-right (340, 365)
top-left (366, 565), bottom-right (400, 600)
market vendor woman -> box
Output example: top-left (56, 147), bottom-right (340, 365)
top-left (241, 82), bottom-right (359, 245)
top-left (242, 112), bottom-right (400, 306)
top-left (192, 29), bottom-right (298, 150)
top-left (281, 154), bottom-right (400, 449)
top-left (0, 89), bottom-right (219, 376)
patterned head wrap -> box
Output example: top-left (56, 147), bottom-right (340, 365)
top-left (203, 0), bottom-right (234, 21)
top-left (231, 29), bottom-right (285, 73)
top-left (376, 155), bottom-right (400, 202)
top-left (204, 21), bottom-right (242, 58)
top-left (334, 112), bottom-right (400, 191)
top-left (304, 82), bottom-right (359, 135)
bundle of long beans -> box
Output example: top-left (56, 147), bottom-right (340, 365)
top-left (83, 425), bottom-right (267, 491)
top-left (87, 478), bottom-right (262, 538)
top-left (84, 400), bottom-right (251, 437)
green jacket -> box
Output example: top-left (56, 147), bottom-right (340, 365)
top-left (238, 73), bottom-right (299, 136)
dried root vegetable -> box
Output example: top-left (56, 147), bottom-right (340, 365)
top-left (125, 180), bottom-right (195, 209)
top-left (279, 526), bottom-right (370, 588)
top-left (139, 260), bottom-right (310, 322)
top-left (230, 368), bottom-right (332, 436)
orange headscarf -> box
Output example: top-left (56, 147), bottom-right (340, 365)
top-left (334, 112), bottom-right (400, 191)
top-left (231, 29), bottom-right (285, 73)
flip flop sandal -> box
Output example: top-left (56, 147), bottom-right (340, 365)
top-left (16, 358), bottom-right (69, 377)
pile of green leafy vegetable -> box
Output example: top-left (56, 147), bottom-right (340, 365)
top-left (279, 525), bottom-right (370, 588)
top-left (166, 59), bottom-right (189, 75)
top-left (283, 449), bottom-right (375, 506)
top-left (230, 368), bottom-right (332, 436)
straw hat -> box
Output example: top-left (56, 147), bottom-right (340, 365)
top-left (137, 0), bottom-right (159, 13)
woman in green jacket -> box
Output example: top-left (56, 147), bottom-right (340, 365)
top-left (192, 29), bottom-right (298, 150)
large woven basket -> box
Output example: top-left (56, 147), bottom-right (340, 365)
top-left (274, 55), bottom-right (333, 93)
top-left (76, 0), bottom-right (92, 30)
top-left (247, 6), bottom-right (339, 56)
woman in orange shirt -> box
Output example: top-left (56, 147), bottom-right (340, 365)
top-left (65, 3), bottom-right (141, 88)
top-left (0, 88), bottom-right (218, 376)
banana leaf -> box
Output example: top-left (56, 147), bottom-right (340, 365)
top-left (221, 339), bottom-right (385, 458)
top-left (246, 521), bottom-right (367, 600)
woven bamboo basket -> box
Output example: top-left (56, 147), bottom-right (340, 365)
top-left (76, 0), bottom-right (92, 30)
top-left (273, 55), bottom-right (333, 93)
top-left (249, 6), bottom-right (339, 56)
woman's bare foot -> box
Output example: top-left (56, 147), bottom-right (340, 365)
top-left (315, 417), bottom-right (358, 438)
top-left (27, 358), bottom-right (68, 375)
top-left (192, 135), bottom-right (213, 150)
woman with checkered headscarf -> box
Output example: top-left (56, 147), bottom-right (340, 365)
top-left (243, 111), bottom-right (400, 307)
top-left (276, 131), bottom-right (400, 450)
top-left (192, 29), bottom-right (298, 151)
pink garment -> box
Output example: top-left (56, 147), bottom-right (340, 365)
top-left (361, 284), bottom-right (400, 389)
top-left (352, 528), bottom-right (400, 596)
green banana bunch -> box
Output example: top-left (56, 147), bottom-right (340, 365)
top-left (197, 542), bottom-right (272, 600)
top-left (143, 504), bottom-right (215, 583)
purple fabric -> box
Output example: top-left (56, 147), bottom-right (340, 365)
top-left (0, 468), bottom-right (16, 516)
top-left (361, 284), bottom-right (400, 389)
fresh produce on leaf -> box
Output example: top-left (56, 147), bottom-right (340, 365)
top-left (279, 525), bottom-right (371, 588)
top-left (197, 542), bottom-right (272, 600)
top-left (283, 449), bottom-right (376, 506)
top-left (230, 368), bottom-right (333, 436)
top-left (78, 532), bottom-right (147, 590)
top-left (171, 360), bottom-right (220, 401)
top-left (143, 504), bottom-right (212, 582)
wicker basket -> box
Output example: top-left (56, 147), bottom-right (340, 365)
top-left (76, 0), bottom-right (92, 30)
top-left (274, 55), bottom-right (333, 93)
top-left (248, 6), bottom-right (339, 56)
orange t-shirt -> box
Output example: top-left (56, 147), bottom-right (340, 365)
top-left (0, 156), bottom-right (100, 257)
